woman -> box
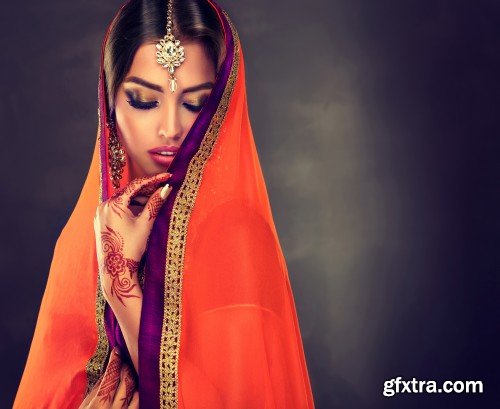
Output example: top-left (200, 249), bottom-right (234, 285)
top-left (14, 0), bottom-right (315, 408)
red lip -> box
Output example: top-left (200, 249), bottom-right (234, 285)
top-left (148, 145), bottom-right (179, 154)
top-left (147, 145), bottom-right (179, 167)
top-left (149, 152), bottom-right (176, 167)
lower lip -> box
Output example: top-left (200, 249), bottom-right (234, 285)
top-left (149, 152), bottom-right (176, 166)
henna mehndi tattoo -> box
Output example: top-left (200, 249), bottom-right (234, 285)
top-left (147, 192), bottom-right (164, 220)
top-left (108, 176), bottom-right (167, 216)
top-left (137, 182), bottom-right (159, 197)
top-left (100, 225), bottom-right (140, 306)
top-left (127, 175), bottom-right (161, 197)
top-left (96, 355), bottom-right (121, 403)
top-left (120, 365), bottom-right (136, 408)
top-left (108, 185), bottom-right (128, 218)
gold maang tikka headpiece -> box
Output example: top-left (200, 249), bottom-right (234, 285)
top-left (156, 0), bottom-right (185, 93)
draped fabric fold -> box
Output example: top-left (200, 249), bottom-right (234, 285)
top-left (14, 1), bottom-right (315, 408)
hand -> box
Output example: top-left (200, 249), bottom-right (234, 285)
top-left (93, 173), bottom-right (173, 305)
top-left (78, 347), bottom-right (139, 409)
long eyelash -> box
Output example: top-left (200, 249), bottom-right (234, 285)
top-left (125, 90), bottom-right (158, 110)
top-left (183, 102), bottom-right (204, 113)
top-left (127, 98), bottom-right (159, 110)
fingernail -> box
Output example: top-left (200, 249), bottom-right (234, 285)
top-left (114, 348), bottom-right (120, 356)
top-left (160, 183), bottom-right (171, 199)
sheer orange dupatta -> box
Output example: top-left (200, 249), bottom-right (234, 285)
top-left (177, 45), bottom-right (316, 405)
top-left (13, 130), bottom-right (104, 407)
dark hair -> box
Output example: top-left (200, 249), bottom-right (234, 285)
top-left (103, 0), bottom-right (225, 114)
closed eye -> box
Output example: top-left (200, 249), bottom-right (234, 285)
top-left (125, 90), bottom-right (159, 110)
top-left (183, 102), bottom-right (204, 113)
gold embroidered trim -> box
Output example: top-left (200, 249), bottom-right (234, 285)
top-left (84, 90), bottom-right (111, 395)
top-left (159, 11), bottom-right (240, 409)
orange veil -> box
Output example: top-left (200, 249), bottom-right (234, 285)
top-left (14, 1), bottom-right (315, 408)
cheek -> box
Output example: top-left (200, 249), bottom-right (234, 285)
top-left (179, 110), bottom-right (199, 134)
top-left (115, 110), bottom-right (155, 154)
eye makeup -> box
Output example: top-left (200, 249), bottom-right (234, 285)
top-left (123, 87), bottom-right (210, 113)
top-left (125, 89), bottom-right (159, 110)
top-left (182, 95), bottom-right (209, 113)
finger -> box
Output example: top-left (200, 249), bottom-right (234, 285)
top-left (128, 391), bottom-right (139, 409)
top-left (111, 362), bottom-right (136, 409)
top-left (94, 347), bottom-right (123, 406)
top-left (138, 183), bottom-right (172, 224)
top-left (120, 173), bottom-right (172, 207)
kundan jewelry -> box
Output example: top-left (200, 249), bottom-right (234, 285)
top-left (156, 0), bottom-right (185, 92)
top-left (106, 115), bottom-right (126, 189)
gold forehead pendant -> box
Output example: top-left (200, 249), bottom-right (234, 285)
top-left (156, 0), bottom-right (185, 92)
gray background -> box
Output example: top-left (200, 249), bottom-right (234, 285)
top-left (1, 1), bottom-right (499, 408)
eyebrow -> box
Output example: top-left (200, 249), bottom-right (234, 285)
top-left (124, 76), bottom-right (214, 94)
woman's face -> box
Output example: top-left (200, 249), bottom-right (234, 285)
top-left (114, 41), bottom-right (216, 179)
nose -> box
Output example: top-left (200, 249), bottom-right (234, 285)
top-left (159, 104), bottom-right (182, 142)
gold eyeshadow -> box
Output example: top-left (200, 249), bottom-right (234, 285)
top-left (124, 88), bottom-right (157, 102)
top-left (123, 86), bottom-right (210, 112)
top-left (183, 94), bottom-right (209, 106)
top-left (183, 98), bottom-right (203, 106)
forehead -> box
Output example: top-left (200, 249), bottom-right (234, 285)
top-left (125, 41), bottom-right (215, 89)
